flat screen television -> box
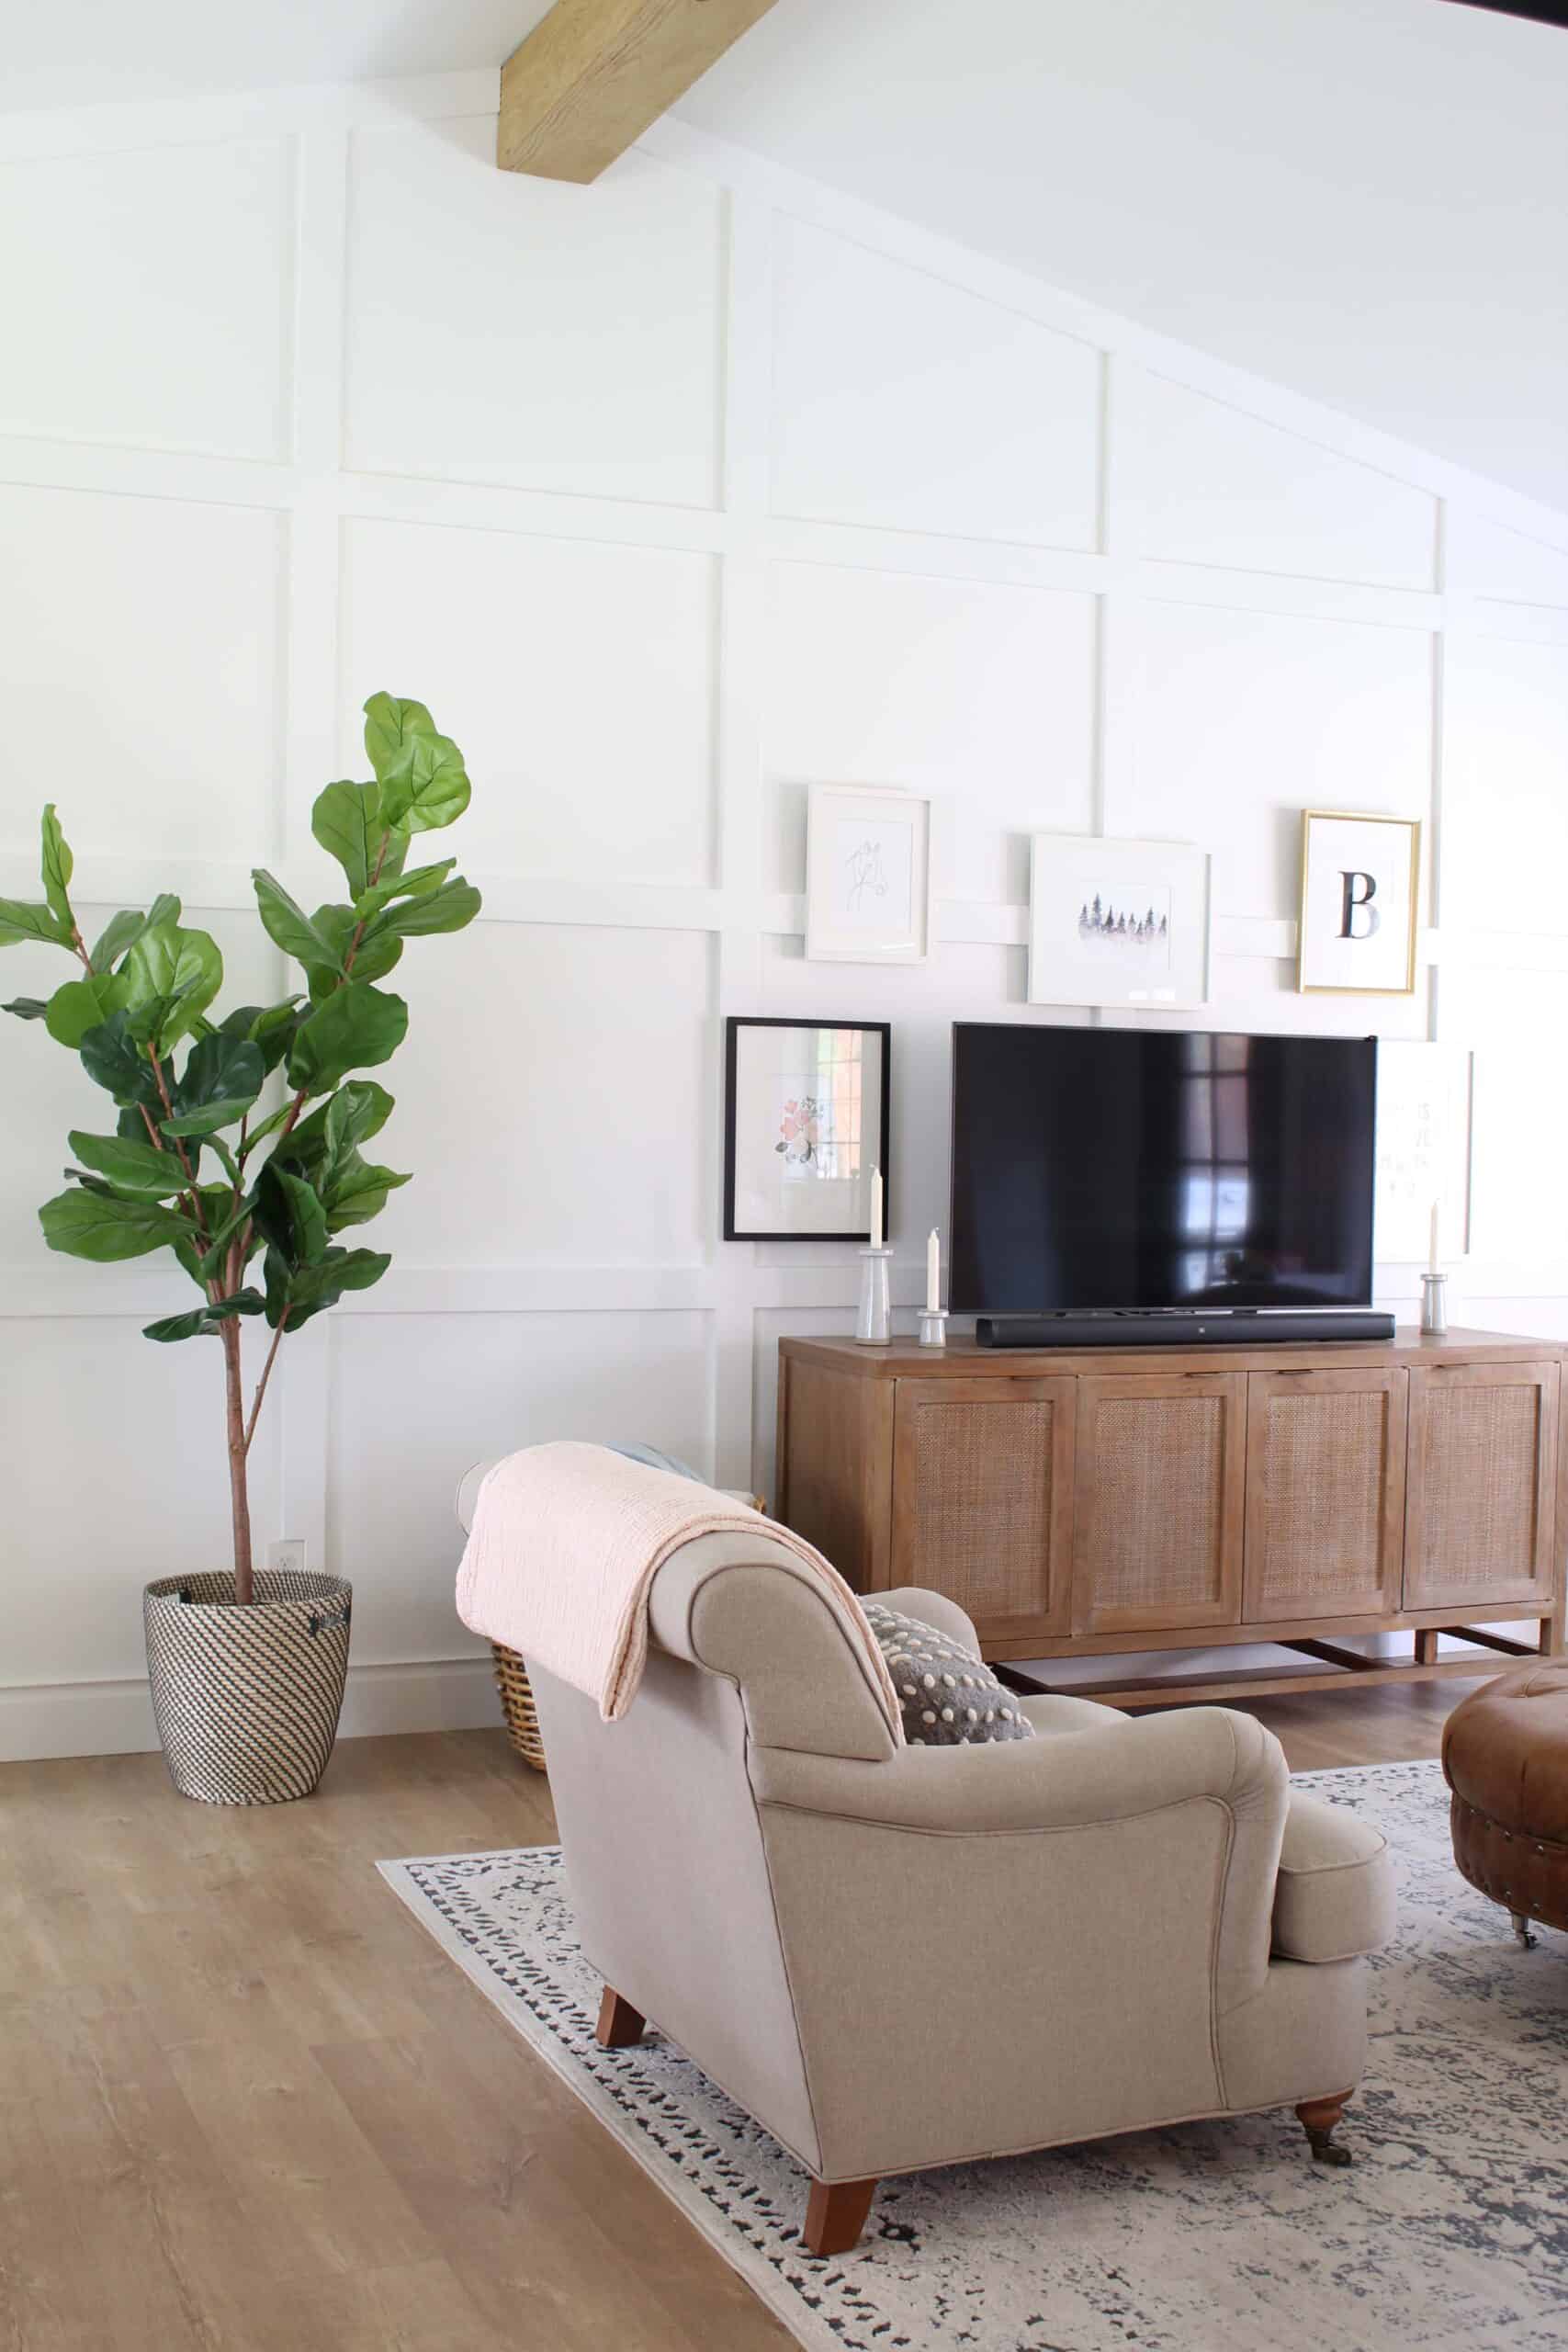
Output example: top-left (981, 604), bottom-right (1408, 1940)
top-left (949, 1024), bottom-right (1377, 1316)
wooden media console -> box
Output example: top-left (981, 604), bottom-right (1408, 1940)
top-left (774, 1329), bottom-right (1568, 1708)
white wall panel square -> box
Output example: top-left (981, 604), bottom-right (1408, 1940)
top-left (769, 215), bottom-right (1100, 549)
top-left (340, 518), bottom-right (716, 887)
top-left (1137, 377), bottom-right (1438, 590)
top-left (327, 1308), bottom-right (711, 1661)
top-left (766, 562), bottom-right (1096, 903)
top-left (1130, 603), bottom-right (1433, 920)
top-left (1443, 638), bottom-right (1568, 937)
top-left (1148, 954), bottom-right (1427, 1039)
top-left (363, 922), bottom-right (710, 1266)
top-left (0, 486), bottom-right (284, 865)
top-left (0, 908), bottom-right (287, 1269)
top-left (1449, 513), bottom-right (1568, 610)
top-left (0, 1317), bottom-right (281, 1687)
top-left (0, 139), bottom-right (293, 459)
top-left (344, 121), bottom-right (723, 506)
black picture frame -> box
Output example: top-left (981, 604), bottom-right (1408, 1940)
top-left (723, 1016), bottom-right (893, 1242)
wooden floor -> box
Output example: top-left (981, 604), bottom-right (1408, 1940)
top-left (0, 1682), bottom-right (1477, 2351)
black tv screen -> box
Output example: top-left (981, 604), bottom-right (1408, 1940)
top-left (949, 1024), bottom-right (1377, 1315)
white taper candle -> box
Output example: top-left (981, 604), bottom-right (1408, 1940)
top-left (1428, 1201), bottom-right (1440, 1278)
top-left (926, 1227), bottom-right (941, 1314)
top-left (869, 1166), bottom-right (883, 1250)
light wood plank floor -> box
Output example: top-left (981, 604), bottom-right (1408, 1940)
top-left (0, 1684), bottom-right (1477, 2351)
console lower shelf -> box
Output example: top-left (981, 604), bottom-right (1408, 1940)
top-left (993, 1624), bottom-right (1548, 1713)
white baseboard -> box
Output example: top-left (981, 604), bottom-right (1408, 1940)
top-left (0, 1653), bottom-right (500, 1763)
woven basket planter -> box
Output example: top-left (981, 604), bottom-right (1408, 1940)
top-left (490, 1642), bottom-right (547, 1772)
top-left (143, 1569), bottom-right (353, 1805)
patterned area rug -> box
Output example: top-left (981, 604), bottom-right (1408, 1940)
top-left (379, 1759), bottom-right (1568, 2352)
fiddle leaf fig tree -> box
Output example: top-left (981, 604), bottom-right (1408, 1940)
top-left (3, 695), bottom-right (479, 1603)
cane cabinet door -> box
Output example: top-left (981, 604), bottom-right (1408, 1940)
top-left (890, 1377), bottom-right (1076, 1645)
top-left (1404, 1361), bottom-right (1560, 1611)
top-left (1073, 1372), bottom-right (1247, 1634)
top-left (1243, 1367), bottom-right (1407, 1622)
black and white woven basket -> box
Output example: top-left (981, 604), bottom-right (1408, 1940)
top-left (143, 1569), bottom-right (353, 1805)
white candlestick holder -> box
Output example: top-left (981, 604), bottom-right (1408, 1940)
top-left (1420, 1271), bottom-right (1449, 1338)
top-left (919, 1308), bottom-right (949, 1349)
top-left (855, 1247), bottom-right (894, 1345)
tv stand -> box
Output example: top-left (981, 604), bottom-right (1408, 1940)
top-left (976, 1309), bottom-right (1395, 1350)
top-left (773, 1329), bottom-right (1566, 1710)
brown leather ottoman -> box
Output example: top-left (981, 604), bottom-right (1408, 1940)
top-left (1443, 1659), bottom-right (1568, 1948)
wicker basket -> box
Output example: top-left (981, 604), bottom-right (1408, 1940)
top-left (490, 1642), bottom-right (547, 1771)
top-left (143, 1569), bottom-right (352, 1805)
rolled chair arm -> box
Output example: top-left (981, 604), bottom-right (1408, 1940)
top-left (1271, 1791), bottom-right (1395, 1962)
top-left (752, 1704), bottom-right (1290, 2024)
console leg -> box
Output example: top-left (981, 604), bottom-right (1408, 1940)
top-left (595, 1986), bottom-right (647, 2048)
top-left (1296, 2091), bottom-right (1353, 2167)
top-left (803, 2177), bottom-right (878, 2256)
top-left (1511, 1912), bottom-right (1540, 1951)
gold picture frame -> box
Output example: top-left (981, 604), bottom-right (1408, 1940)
top-left (1297, 809), bottom-right (1421, 997)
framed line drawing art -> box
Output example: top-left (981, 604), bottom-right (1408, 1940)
top-left (1027, 833), bottom-right (1212, 1010)
top-left (805, 785), bottom-right (931, 965)
top-left (1298, 811), bottom-right (1421, 996)
top-left (723, 1017), bottom-right (891, 1242)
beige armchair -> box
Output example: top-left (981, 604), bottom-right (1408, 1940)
top-left (515, 1523), bottom-right (1394, 2254)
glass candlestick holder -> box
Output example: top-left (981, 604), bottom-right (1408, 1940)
top-left (918, 1308), bottom-right (949, 1348)
top-left (855, 1247), bottom-right (893, 1345)
top-left (1420, 1271), bottom-right (1449, 1338)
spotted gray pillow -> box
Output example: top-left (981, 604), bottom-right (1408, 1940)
top-left (863, 1601), bottom-right (1035, 1747)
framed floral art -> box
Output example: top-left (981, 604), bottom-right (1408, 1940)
top-left (723, 1017), bottom-right (892, 1242)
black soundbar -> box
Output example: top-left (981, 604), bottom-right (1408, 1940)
top-left (975, 1309), bottom-right (1396, 1350)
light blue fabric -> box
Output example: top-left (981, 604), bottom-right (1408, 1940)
top-left (604, 1442), bottom-right (704, 1484)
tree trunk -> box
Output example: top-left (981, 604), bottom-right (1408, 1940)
top-left (222, 1317), bottom-right (254, 1604)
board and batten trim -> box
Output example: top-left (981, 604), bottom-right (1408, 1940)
top-left (1, 73), bottom-right (1565, 1758)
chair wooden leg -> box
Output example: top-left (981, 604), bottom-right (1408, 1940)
top-left (1295, 2090), bottom-right (1354, 2167)
top-left (595, 1985), bottom-right (646, 2048)
top-left (803, 2176), bottom-right (878, 2256)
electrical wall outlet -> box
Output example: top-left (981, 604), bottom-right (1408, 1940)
top-left (267, 1537), bottom-right (307, 1576)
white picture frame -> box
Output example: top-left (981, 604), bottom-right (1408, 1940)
top-left (1027, 833), bottom-right (1212, 1010)
top-left (1298, 810), bottom-right (1421, 997)
top-left (1373, 1041), bottom-right (1474, 1264)
top-left (805, 785), bottom-right (932, 965)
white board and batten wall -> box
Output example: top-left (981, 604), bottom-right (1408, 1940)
top-left (1, 74), bottom-right (1565, 1759)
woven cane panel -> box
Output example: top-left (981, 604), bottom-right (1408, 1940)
top-left (143, 1570), bottom-right (351, 1806)
top-left (908, 1398), bottom-right (1055, 1622)
top-left (1414, 1384), bottom-right (1541, 1593)
top-left (1255, 1390), bottom-right (1388, 1609)
top-left (1089, 1396), bottom-right (1224, 1613)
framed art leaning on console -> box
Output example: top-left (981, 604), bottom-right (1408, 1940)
top-left (723, 1017), bottom-right (891, 1241)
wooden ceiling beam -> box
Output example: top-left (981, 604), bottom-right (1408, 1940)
top-left (498, 0), bottom-right (783, 183)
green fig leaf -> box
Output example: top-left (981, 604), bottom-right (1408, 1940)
top-left (286, 981), bottom-right (407, 1094)
top-left (39, 1186), bottom-right (188, 1263)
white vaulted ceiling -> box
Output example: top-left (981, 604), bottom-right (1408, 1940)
top-left (1, 0), bottom-right (1564, 513)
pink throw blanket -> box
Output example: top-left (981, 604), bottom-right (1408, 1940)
top-left (456, 1442), bottom-right (903, 1739)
